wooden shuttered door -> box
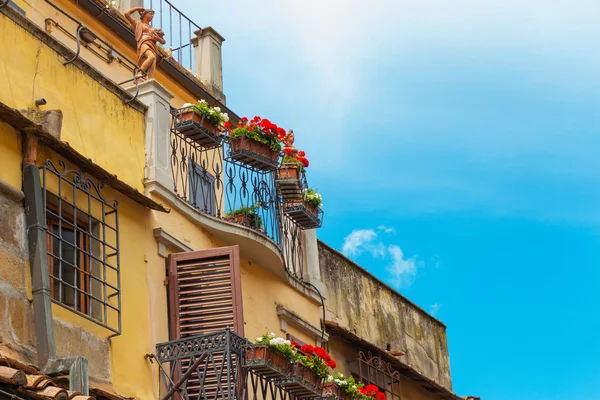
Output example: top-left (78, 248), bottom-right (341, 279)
top-left (167, 247), bottom-right (244, 400)
top-left (168, 246), bottom-right (244, 340)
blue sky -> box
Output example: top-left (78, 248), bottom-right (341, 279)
top-left (182, 1), bottom-right (600, 398)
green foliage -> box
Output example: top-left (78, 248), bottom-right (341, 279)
top-left (226, 204), bottom-right (263, 229)
top-left (296, 353), bottom-right (330, 379)
top-left (254, 333), bottom-right (297, 361)
top-left (188, 100), bottom-right (229, 128)
top-left (229, 125), bottom-right (282, 152)
top-left (328, 373), bottom-right (364, 395)
top-left (305, 188), bottom-right (322, 208)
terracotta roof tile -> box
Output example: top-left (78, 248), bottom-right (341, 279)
top-left (0, 355), bottom-right (94, 400)
top-left (0, 366), bottom-right (27, 386)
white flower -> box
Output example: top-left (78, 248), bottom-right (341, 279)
top-left (327, 376), bottom-right (333, 383)
top-left (284, 340), bottom-right (291, 345)
top-left (269, 332), bottom-right (275, 338)
top-left (222, 113), bottom-right (229, 122)
top-left (269, 337), bottom-right (287, 346)
top-left (339, 373), bottom-right (344, 378)
top-left (214, 107), bottom-right (221, 112)
top-left (198, 99), bottom-right (206, 104)
top-left (256, 337), bottom-right (262, 342)
top-left (182, 103), bottom-right (193, 108)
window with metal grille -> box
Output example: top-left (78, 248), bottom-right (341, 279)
top-left (42, 160), bottom-right (121, 335)
top-left (355, 351), bottom-right (402, 400)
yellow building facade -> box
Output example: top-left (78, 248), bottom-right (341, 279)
top-left (0, 1), bottom-right (474, 400)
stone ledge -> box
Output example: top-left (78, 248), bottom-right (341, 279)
top-left (0, 178), bottom-right (24, 203)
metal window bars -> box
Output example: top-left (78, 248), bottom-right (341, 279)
top-left (356, 351), bottom-right (402, 400)
top-left (42, 159), bottom-right (121, 336)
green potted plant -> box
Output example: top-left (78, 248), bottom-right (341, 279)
top-left (304, 188), bottom-right (322, 218)
top-left (279, 343), bottom-right (335, 398)
top-left (175, 100), bottom-right (229, 147)
top-left (224, 204), bottom-right (263, 230)
top-left (324, 373), bottom-right (361, 400)
top-left (226, 116), bottom-right (286, 171)
top-left (243, 333), bottom-right (296, 379)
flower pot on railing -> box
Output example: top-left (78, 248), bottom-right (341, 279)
top-left (174, 109), bottom-right (223, 149)
top-left (275, 361), bottom-right (324, 398)
top-left (228, 137), bottom-right (279, 171)
top-left (224, 213), bottom-right (247, 226)
top-left (243, 344), bottom-right (291, 379)
top-left (323, 383), bottom-right (353, 400)
top-left (276, 163), bottom-right (302, 200)
top-left (283, 201), bottom-right (322, 230)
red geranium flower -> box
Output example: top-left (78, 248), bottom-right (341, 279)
top-left (283, 147), bottom-right (293, 155)
top-left (298, 150), bottom-right (306, 157)
top-left (223, 122), bottom-right (232, 129)
top-left (290, 341), bottom-right (300, 348)
top-left (299, 344), bottom-right (315, 354)
top-left (375, 393), bottom-right (386, 400)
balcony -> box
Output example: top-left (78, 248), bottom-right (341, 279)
top-left (168, 107), bottom-right (323, 280)
top-left (154, 331), bottom-right (327, 400)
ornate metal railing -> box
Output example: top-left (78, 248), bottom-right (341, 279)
top-left (155, 332), bottom-right (328, 400)
top-left (145, 0), bottom-right (201, 71)
top-left (169, 107), bottom-right (324, 282)
top-left (170, 107), bottom-right (282, 245)
top-left (155, 330), bottom-right (248, 400)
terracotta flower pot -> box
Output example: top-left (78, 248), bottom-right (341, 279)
top-left (307, 203), bottom-right (319, 218)
top-left (178, 110), bottom-right (220, 136)
top-left (243, 345), bottom-right (291, 379)
top-left (224, 213), bottom-right (247, 225)
top-left (279, 163), bottom-right (300, 180)
top-left (281, 361), bottom-right (323, 397)
top-left (323, 383), bottom-right (353, 400)
top-left (229, 136), bottom-right (279, 170)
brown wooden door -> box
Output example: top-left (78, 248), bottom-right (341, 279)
top-left (167, 246), bottom-right (244, 340)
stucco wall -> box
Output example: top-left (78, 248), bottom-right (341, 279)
top-left (0, 11), bottom-right (145, 192)
top-left (318, 242), bottom-right (452, 390)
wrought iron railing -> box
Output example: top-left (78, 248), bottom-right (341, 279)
top-left (145, 0), bottom-right (201, 72)
top-left (155, 332), bottom-right (327, 400)
top-left (170, 107), bottom-right (282, 245)
top-left (169, 107), bottom-right (324, 281)
top-left (155, 330), bottom-right (248, 400)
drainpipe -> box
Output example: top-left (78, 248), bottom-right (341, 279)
top-left (22, 132), bottom-right (89, 395)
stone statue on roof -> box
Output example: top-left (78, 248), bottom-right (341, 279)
top-left (124, 7), bottom-right (166, 82)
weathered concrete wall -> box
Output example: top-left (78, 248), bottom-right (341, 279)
top-left (318, 241), bottom-right (452, 390)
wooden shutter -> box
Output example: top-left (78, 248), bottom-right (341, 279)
top-left (168, 246), bottom-right (244, 340)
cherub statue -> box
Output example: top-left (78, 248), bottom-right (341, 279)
top-left (124, 7), bottom-right (166, 82)
top-left (282, 129), bottom-right (298, 156)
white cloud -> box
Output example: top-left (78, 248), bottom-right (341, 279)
top-left (342, 229), bottom-right (419, 288)
top-left (378, 225), bottom-right (396, 234)
top-left (429, 303), bottom-right (443, 317)
top-left (387, 245), bottom-right (417, 289)
top-left (342, 229), bottom-right (384, 258)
